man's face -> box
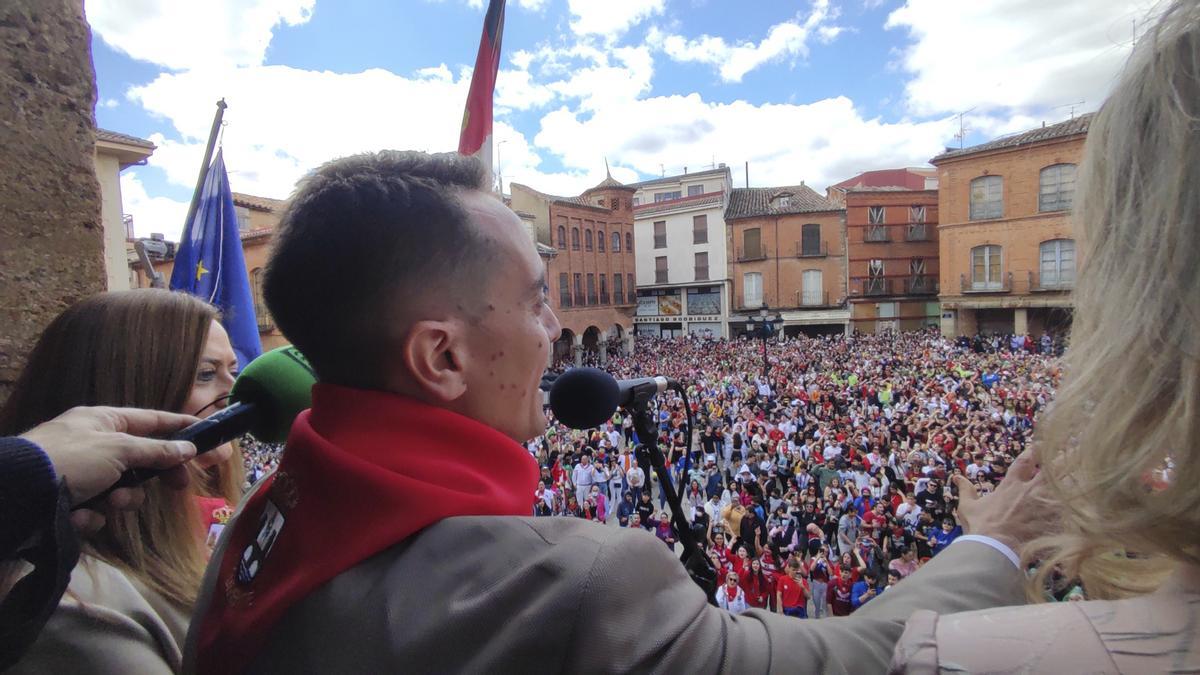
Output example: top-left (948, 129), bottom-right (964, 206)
top-left (454, 191), bottom-right (560, 442)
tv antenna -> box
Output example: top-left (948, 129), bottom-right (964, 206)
top-left (1052, 101), bottom-right (1086, 120)
top-left (954, 107), bottom-right (976, 149)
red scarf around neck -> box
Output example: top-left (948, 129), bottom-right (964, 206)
top-left (192, 384), bottom-right (538, 674)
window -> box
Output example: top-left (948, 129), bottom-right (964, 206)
top-left (687, 184), bottom-right (704, 196)
top-left (866, 260), bottom-right (886, 295)
top-left (1039, 239), bottom-right (1075, 288)
top-left (907, 206), bottom-right (927, 241)
top-left (252, 268), bottom-right (271, 329)
top-left (600, 274), bottom-right (608, 304)
top-left (801, 223), bottom-right (821, 256)
top-left (802, 270), bottom-right (823, 306)
top-left (653, 221), bottom-right (667, 248)
top-left (612, 231), bottom-right (621, 252)
top-left (971, 245), bottom-right (1002, 290)
top-left (585, 229), bottom-right (593, 251)
top-left (1039, 164), bottom-right (1077, 212)
top-left (625, 232), bottom-right (632, 252)
top-left (597, 230), bottom-right (605, 252)
top-left (587, 274), bottom-right (597, 305)
top-left (632, 196), bottom-right (641, 206)
top-left (574, 273), bottom-right (583, 304)
top-left (743, 272), bottom-right (763, 307)
top-left (866, 206), bottom-right (888, 242)
top-left (559, 272), bottom-right (571, 307)
top-left (654, 191), bottom-right (682, 202)
top-left (236, 206), bottom-right (251, 231)
top-left (909, 257), bottom-right (931, 294)
top-left (557, 225), bottom-right (567, 250)
top-left (742, 228), bottom-right (762, 259)
top-left (571, 228), bottom-right (580, 250)
top-left (695, 252), bottom-right (709, 281)
top-left (627, 273), bottom-right (635, 302)
top-left (692, 214), bottom-right (708, 244)
top-left (969, 176), bottom-right (1003, 220)
top-left (613, 274), bottom-right (624, 304)
top-left (774, 195), bottom-right (791, 208)
top-left (655, 256), bottom-right (668, 284)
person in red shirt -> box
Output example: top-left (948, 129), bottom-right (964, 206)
top-left (776, 559), bottom-right (810, 618)
top-left (739, 557), bottom-right (772, 609)
top-left (829, 551), bottom-right (866, 617)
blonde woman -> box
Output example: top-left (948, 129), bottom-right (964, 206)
top-left (0, 290), bottom-right (245, 674)
top-left (890, 3), bottom-right (1200, 671)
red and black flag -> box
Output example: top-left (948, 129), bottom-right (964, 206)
top-left (458, 0), bottom-right (505, 171)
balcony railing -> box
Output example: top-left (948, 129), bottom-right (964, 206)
top-left (560, 295), bottom-right (573, 308)
top-left (694, 267), bottom-right (709, 281)
top-left (736, 295), bottom-right (765, 310)
top-left (905, 224), bottom-right (930, 242)
top-left (737, 246), bottom-right (767, 262)
top-left (961, 272), bottom-right (1013, 294)
top-left (904, 276), bottom-right (939, 295)
top-left (798, 290), bottom-right (832, 307)
top-left (600, 292), bottom-right (610, 304)
top-left (864, 226), bottom-right (890, 243)
top-left (795, 241), bottom-right (829, 258)
top-left (1029, 269), bottom-right (1074, 292)
top-left (863, 278), bottom-right (892, 297)
top-left (627, 291), bottom-right (637, 304)
top-left (653, 236), bottom-right (667, 248)
top-left (655, 270), bottom-right (668, 284)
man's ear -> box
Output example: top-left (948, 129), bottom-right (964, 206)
top-left (401, 319), bottom-right (470, 403)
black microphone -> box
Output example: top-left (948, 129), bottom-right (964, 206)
top-left (548, 367), bottom-right (675, 429)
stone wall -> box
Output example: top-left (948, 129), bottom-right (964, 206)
top-left (0, 0), bottom-right (104, 403)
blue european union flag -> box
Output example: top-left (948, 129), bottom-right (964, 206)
top-left (170, 149), bottom-right (262, 369)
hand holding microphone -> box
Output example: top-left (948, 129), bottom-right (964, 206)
top-left (75, 346), bottom-right (317, 511)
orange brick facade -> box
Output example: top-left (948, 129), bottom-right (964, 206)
top-left (726, 209), bottom-right (847, 334)
top-left (934, 125), bottom-right (1084, 337)
top-left (546, 186), bottom-right (636, 357)
top-left (845, 189), bottom-right (940, 333)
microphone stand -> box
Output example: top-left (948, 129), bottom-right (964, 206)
top-left (627, 390), bottom-right (718, 605)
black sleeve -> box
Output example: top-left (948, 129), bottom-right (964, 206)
top-left (0, 436), bottom-right (81, 671)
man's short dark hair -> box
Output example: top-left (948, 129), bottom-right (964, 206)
top-left (264, 150), bottom-right (492, 386)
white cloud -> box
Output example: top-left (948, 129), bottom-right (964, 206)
top-left (127, 64), bottom-right (476, 200)
top-left (885, 0), bottom-right (1158, 116)
top-left (87, 0), bottom-right (314, 70)
top-left (120, 170), bottom-right (190, 241)
top-left (567, 0), bottom-right (665, 38)
top-left (647, 0), bottom-right (843, 83)
top-left (99, 98), bottom-right (119, 109)
top-left (533, 92), bottom-right (957, 192)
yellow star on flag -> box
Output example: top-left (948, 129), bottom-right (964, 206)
top-left (195, 261), bottom-right (209, 282)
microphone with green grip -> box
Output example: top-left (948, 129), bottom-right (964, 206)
top-left (74, 345), bottom-right (317, 510)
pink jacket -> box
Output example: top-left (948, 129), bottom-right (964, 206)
top-left (890, 564), bottom-right (1200, 673)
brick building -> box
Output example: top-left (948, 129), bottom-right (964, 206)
top-left (629, 166), bottom-right (733, 339)
top-left (826, 167), bottom-right (937, 206)
top-left (932, 115), bottom-right (1088, 337)
top-left (724, 185), bottom-right (849, 336)
top-left (130, 192), bottom-right (290, 352)
top-left (845, 187), bottom-right (941, 333)
top-left (509, 174), bottom-right (636, 365)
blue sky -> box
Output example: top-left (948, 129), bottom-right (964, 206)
top-left (88, 0), bottom-right (1155, 240)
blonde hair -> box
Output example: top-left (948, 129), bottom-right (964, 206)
top-left (1026, 0), bottom-right (1200, 600)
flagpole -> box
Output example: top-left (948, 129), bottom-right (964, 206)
top-left (181, 99), bottom-right (228, 240)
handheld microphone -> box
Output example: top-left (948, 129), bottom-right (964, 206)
top-left (75, 345), bottom-right (317, 510)
top-left (548, 367), bottom-right (674, 429)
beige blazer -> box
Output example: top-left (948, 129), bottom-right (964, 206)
top-left (12, 554), bottom-right (188, 674)
top-left (890, 564), bottom-right (1200, 673)
top-left (187, 515), bottom-right (1025, 674)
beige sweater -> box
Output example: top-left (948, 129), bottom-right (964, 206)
top-left (10, 555), bottom-right (189, 674)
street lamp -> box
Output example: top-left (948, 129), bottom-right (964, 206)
top-left (748, 302), bottom-right (779, 378)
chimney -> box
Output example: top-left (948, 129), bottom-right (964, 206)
top-left (684, 166), bottom-right (688, 174)
top-left (151, 232), bottom-right (165, 241)
top-left (718, 162), bottom-right (726, 168)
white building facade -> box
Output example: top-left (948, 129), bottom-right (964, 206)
top-left (630, 166), bottom-right (733, 338)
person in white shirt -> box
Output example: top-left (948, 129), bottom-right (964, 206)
top-left (572, 454), bottom-right (597, 507)
top-left (625, 460), bottom-right (646, 502)
top-left (715, 572), bottom-right (749, 614)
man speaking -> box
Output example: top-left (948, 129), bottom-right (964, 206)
top-left (185, 151), bottom-right (1047, 674)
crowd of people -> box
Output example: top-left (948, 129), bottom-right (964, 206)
top-left (531, 328), bottom-right (1062, 616)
